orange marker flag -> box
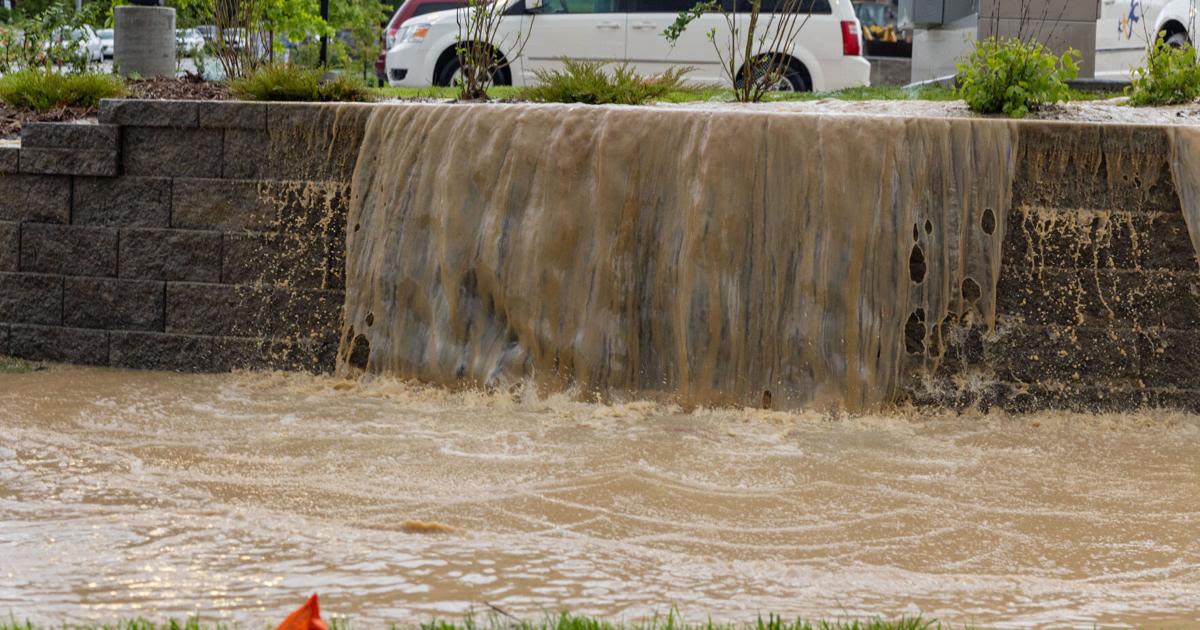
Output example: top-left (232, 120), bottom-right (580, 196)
top-left (276, 594), bottom-right (330, 630)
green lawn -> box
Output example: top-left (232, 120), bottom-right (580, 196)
top-left (0, 613), bottom-right (966, 630)
top-left (370, 84), bottom-right (957, 102)
top-left (372, 84), bottom-right (1114, 104)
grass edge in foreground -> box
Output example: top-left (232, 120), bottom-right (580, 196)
top-left (0, 355), bottom-right (41, 374)
top-left (0, 612), bottom-right (969, 630)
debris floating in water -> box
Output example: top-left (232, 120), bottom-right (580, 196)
top-left (400, 520), bottom-right (460, 534)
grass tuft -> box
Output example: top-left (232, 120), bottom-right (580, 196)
top-left (519, 59), bottom-right (694, 105)
top-left (230, 65), bottom-right (373, 103)
top-left (422, 611), bottom-right (956, 630)
top-left (0, 70), bottom-right (126, 112)
top-left (0, 355), bottom-right (41, 374)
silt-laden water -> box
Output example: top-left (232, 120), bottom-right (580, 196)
top-left (1, 366), bottom-right (1198, 627)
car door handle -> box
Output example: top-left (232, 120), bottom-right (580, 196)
top-left (596, 21), bottom-right (622, 29)
top-left (631, 21), bottom-right (657, 29)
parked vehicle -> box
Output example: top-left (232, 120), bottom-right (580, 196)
top-left (177, 28), bottom-right (206, 55)
top-left (385, 0), bottom-right (868, 91)
top-left (1096, 0), bottom-right (1198, 78)
top-left (48, 25), bottom-right (102, 63)
top-left (852, 0), bottom-right (910, 57)
top-left (97, 28), bottom-right (114, 59)
top-left (375, 0), bottom-right (470, 84)
top-left (195, 24), bottom-right (219, 42)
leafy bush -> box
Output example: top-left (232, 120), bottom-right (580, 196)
top-left (1127, 34), bottom-right (1200, 106)
top-left (520, 59), bottom-right (692, 105)
top-left (956, 36), bottom-right (1079, 118)
top-left (0, 69), bottom-right (125, 111)
top-left (230, 65), bottom-right (373, 102)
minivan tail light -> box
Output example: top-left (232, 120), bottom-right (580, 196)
top-left (841, 20), bottom-right (861, 56)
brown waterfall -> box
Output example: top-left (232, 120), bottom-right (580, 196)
top-left (1170, 127), bottom-right (1200, 260)
top-left (340, 104), bottom-right (1018, 410)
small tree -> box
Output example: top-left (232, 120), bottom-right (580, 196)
top-left (958, 0), bottom-right (1079, 118)
top-left (454, 0), bottom-right (533, 100)
top-left (662, 0), bottom-right (813, 103)
top-left (956, 36), bottom-right (1078, 117)
top-left (1127, 33), bottom-right (1200, 106)
top-left (210, 0), bottom-right (269, 78)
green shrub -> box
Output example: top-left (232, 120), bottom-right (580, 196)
top-left (520, 59), bottom-right (692, 105)
top-left (1127, 34), bottom-right (1200, 106)
top-left (230, 65), bottom-right (374, 102)
top-left (0, 69), bottom-right (125, 111)
top-left (317, 73), bottom-right (374, 102)
top-left (231, 64), bottom-right (321, 101)
top-left (956, 36), bottom-right (1079, 118)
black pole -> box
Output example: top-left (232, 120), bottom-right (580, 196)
top-left (319, 0), bottom-right (329, 66)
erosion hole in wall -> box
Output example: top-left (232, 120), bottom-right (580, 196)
top-left (913, 223), bottom-right (920, 242)
top-left (909, 245), bottom-right (926, 283)
top-left (962, 277), bottom-right (982, 303)
top-left (924, 220), bottom-right (933, 235)
top-left (981, 208), bottom-right (996, 235)
top-left (905, 309), bottom-right (926, 355)
top-left (348, 334), bottom-right (371, 370)
top-left (761, 390), bottom-right (773, 410)
top-left (365, 312), bottom-right (375, 327)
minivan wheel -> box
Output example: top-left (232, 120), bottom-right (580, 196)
top-left (768, 68), bottom-right (808, 92)
top-left (737, 61), bottom-right (809, 93)
top-left (435, 58), bottom-right (467, 87)
top-left (435, 57), bottom-right (509, 88)
top-left (1165, 31), bottom-right (1190, 48)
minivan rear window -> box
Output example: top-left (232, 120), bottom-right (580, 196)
top-left (632, 0), bottom-right (830, 12)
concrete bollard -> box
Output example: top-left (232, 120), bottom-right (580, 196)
top-left (113, 5), bottom-right (176, 78)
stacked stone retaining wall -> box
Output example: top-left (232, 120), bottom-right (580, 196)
top-left (3, 101), bottom-right (1199, 411)
top-left (0, 100), bottom-right (370, 372)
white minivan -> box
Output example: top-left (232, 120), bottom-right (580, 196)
top-left (385, 0), bottom-right (870, 91)
top-left (1096, 0), bottom-right (1197, 78)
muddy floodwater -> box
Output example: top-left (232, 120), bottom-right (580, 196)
top-left (1, 367), bottom-right (1198, 628)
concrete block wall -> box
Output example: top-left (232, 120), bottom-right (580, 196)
top-left (979, 0), bottom-right (1099, 77)
top-left (910, 123), bottom-right (1200, 412)
top-left (0, 99), bottom-right (371, 373)
top-left (4, 101), bottom-right (1200, 412)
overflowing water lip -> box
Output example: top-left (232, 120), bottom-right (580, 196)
top-left (1, 366), bottom-right (1198, 628)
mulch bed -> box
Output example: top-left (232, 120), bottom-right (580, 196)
top-left (126, 75), bottom-right (233, 101)
top-left (0, 103), bottom-right (94, 140)
top-left (1, 76), bottom-right (234, 140)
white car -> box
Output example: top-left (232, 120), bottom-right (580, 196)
top-left (51, 25), bottom-right (102, 63)
top-left (97, 28), bottom-right (114, 59)
top-left (1096, 0), bottom-right (1199, 78)
top-left (176, 28), bottom-right (206, 55)
top-left (386, 0), bottom-right (869, 91)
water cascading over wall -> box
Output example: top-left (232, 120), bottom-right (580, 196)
top-left (340, 104), bottom-right (1020, 411)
